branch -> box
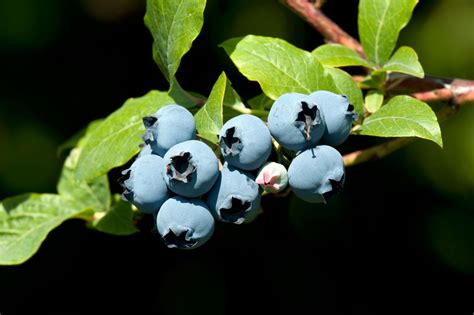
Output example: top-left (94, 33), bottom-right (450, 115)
top-left (280, 0), bottom-right (364, 57)
top-left (343, 138), bottom-right (413, 167)
top-left (391, 75), bottom-right (474, 106)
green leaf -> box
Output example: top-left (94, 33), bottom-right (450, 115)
top-left (194, 73), bottom-right (227, 144)
top-left (58, 119), bottom-right (111, 212)
top-left (359, 71), bottom-right (387, 90)
top-left (358, 95), bottom-right (443, 147)
top-left (359, 0), bottom-right (418, 66)
top-left (168, 79), bottom-right (201, 108)
top-left (0, 194), bottom-right (87, 265)
top-left (145, 0), bottom-right (206, 81)
top-left (312, 44), bottom-right (373, 68)
top-left (365, 89), bottom-right (384, 113)
top-left (325, 67), bottom-right (364, 119)
top-left (382, 46), bottom-right (424, 78)
top-left (223, 80), bottom-right (245, 110)
top-left (221, 35), bottom-right (335, 100)
top-left (247, 94), bottom-right (273, 111)
top-left (92, 195), bottom-right (138, 236)
top-left (57, 120), bottom-right (104, 157)
top-left (76, 91), bottom-right (174, 181)
top-left (58, 148), bottom-right (111, 213)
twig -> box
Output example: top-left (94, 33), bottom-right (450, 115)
top-left (343, 138), bottom-right (413, 167)
top-left (280, 0), bottom-right (364, 57)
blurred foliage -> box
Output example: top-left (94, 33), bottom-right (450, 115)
top-left (426, 207), bottom-right (474, 275)
top-left (81, 0), bottom-right (144, 22)
top-left (401, 0), bottom-right (474, 78)
top-left (0, 0), bottom-right (61, 50)
top-left (0, 103), bottom-right (61, 196)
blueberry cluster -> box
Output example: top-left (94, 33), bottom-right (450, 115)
top-left (269, 91), bottom-right (357, 203)
top-left (120, 90), bottom-right (356, 249)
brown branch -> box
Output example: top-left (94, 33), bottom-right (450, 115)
top-left (280, 0), bottom-right (364, 57)
top-left (343, 138), bottom-right (413, 167)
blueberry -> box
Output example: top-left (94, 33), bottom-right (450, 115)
top-left (268, 93), bottom-right (326, 151)
top-left (219, 114), bottom-right (272, 170)
top-left (142, 104), bottom-right (196, 156)
top-left (156, 196), bottom-right (215, 250)
top-left (121, 155), bottom-right (170, 214)
top-left (137, 143), bottom-right (155, 158)
top-left (207, 163), bottom-right (261, 224)
top-left (163, 140), bottom-right (219, 198)
top-left (309, 90), bottom-right (358, 146)
top-left (288, 145), bottom-right (345, 203)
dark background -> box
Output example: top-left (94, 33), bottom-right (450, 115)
top-left (1, 0), bottom-right (473, 314)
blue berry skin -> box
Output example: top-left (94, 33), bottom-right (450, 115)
top-left (268, 93), bottom-right (326, 151)
top-left (309, 90), bottom-right (358, 146)
top-left (207, 163), bottom-right (261, 224)
top-left (137, 143), bottom-right (155, 158)
top-left (142, 104), bottom-right (196, 157)
top-left (163, 140), bottom-right (219, 198)
top-left (288, 145), bottom-right (345, 203)
top-left (121, 155), bottom-right (170, 214)
top-left (156, 196), bottom-right (215, 250)
top-left (219, 114), bottom-right (272, 170)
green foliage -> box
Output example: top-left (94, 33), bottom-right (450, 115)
top-left (58, 148), bottom-right (111, 213)
top-left (58, 121), bottom-right (111, 212)
top-left (0, 194), bottom-right (88, 265)
top-left (221, 35), bottom-right (336, 99)
top-left (145, 0), bottom-right (206, 81)
top-left (194, 73), bottom-right (226, 144)
top-left (382, 46), bottom-right (424, 78)
top-left (312, 43), bottom-right (373, 68)
top-left (91, 195), bottom-right (139, 236)
top-left (358, 0), bottom-right (418, 66)
top-left (76, 91), bottom-right (174, 181)
top-left (358, 96), bottom-right (443, 147)
top-left (247, 94), bottom-right (273, 111)
top-left (325, 67), bottom-right (364, 119)
top-left (365, 89), bottom-right (384, 113)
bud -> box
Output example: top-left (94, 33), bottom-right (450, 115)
top-left (255, 162), bottom-right (289, 193)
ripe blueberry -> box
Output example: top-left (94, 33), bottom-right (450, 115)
top-left (309, 90), bottom-right (358, 146)
top-left (268, 93), bottom-right (326, 151)
top-left (163, 140), bottom-right (219, 198)
top-left (207, 163), bottom-right (261, 224)
top-left (121, 155), bottom-right (170, 214)
top-left (137, 143), bottom-right (155, 158)
top-left (288, 145), bottom-right (345, 203)
top-left (156, 196), bottom-right (215, 250)
top-left (142, 104), bottom-right (196, 156)
top-left (219, 114), bottom-right (272, 170)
